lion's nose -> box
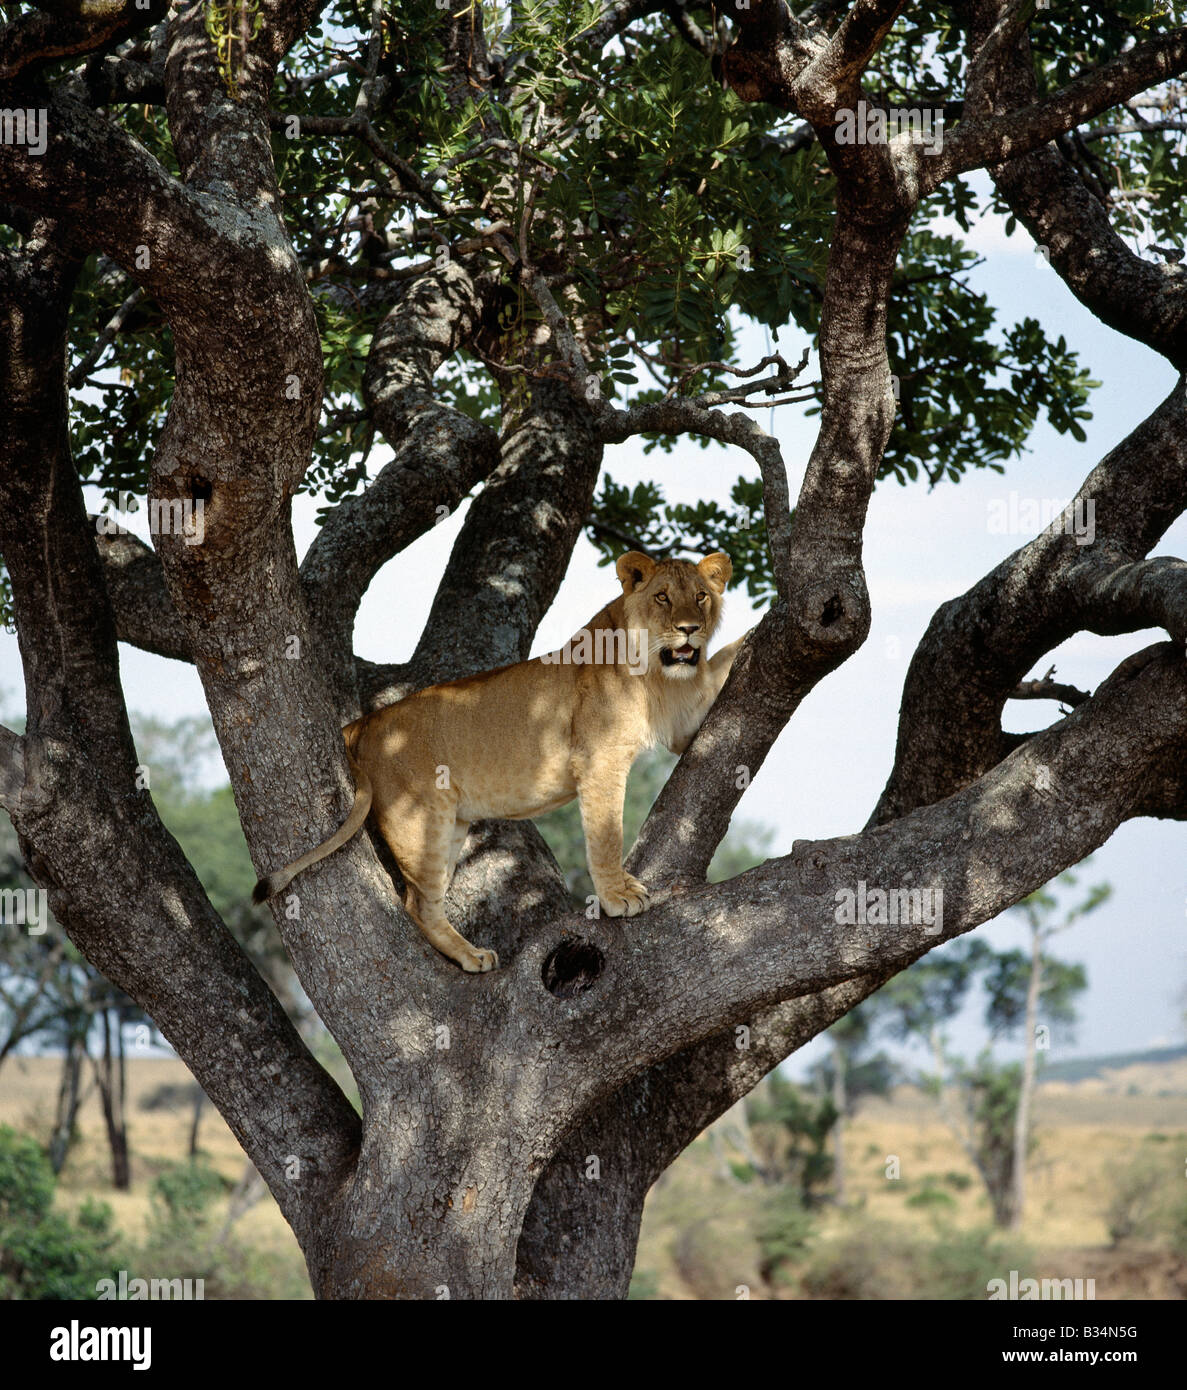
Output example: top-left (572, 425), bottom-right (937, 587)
top-left (676, 623), bottom-right (700, 635)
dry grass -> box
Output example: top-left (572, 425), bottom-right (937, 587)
top-left (0, 1055), bottom-right (305, 1277)
top-left (634, 1082), bottom-right (1187, 1300)
top-left (5, 1056), bottom-right (1186, 1299)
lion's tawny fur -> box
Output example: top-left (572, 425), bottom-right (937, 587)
top-left (254, 551), bottom-right (746, 971)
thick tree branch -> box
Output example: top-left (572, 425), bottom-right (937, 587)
top-left (625, 204), bottom-right (902, 885)
top-left (0, 87), bottom-right (260, 314)
top-left (92, 526), bottom-right (190, 662)
top-left (964, 0), bottom-right (1187, 368)
top-left (532, 641), bottom-right (1187, 1110)
top-left (301, 262), bottom-right (501, 697)
top-left (1074, 554), bottom-right (1187, 645)
top-left (517, 975), bottom-right (880, 1297)
top-left (874, 380), bottom-right (1187, 824)
top-left (801, 0), bottom-right (909, 93)
top-left (928, 24), bottom-right (1187, 187)
top-left (404, 377), bottom-right (604, 688)
top-left (0, 220), bottom-right (360, 1257)
top-left (0, 725), bottom-right (23, 810)
top-left (0, 0), bottom-right (167, 82)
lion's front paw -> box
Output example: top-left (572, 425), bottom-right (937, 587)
top-left (597, 874), bottom-right (651, 918)
top-left (460, 946), bottom-right (499, 973)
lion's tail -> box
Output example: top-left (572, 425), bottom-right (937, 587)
top-left (252, 756), bottom-right (373, 904)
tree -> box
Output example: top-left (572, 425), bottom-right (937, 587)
top-left (0, 835), bottom-right (138, 1182)
top-left (879, 885), bottom-right (1092, 1228)
top-left (745, 1069), bottom-right (837, 1202)
top-left (990, 871), bottom-right (1100, 1228)
top-left (812, 1005), bottom-right (894, 1204)
top-left (1, 2), bottom-right (1186, 1298)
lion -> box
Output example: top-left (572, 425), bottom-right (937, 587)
top-left (253, 550), bottom-right (747, 971)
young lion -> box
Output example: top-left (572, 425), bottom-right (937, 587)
top-left (254, 550), bottom-right (747, 971)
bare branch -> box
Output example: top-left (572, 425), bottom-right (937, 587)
top-left (1010, 671), bottom-right (1090, 708)
top-left (275, 113), bottom-right (453, 218)
top-left (69, 283), bottom-right (143, 387)
top-left (596, 396), bottom-right (795, 600)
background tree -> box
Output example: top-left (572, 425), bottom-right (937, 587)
top-left (745, 1069), bottom-right (837, 1201)
top-left (880, 886), bottom-right (1092, 1228)
top-left (811, 1005), bottom-right (895, 1205)
top-left (2, 1), bottom-right (1186, 1297)
top-left (989, 871), bottom-right (1101, 1227)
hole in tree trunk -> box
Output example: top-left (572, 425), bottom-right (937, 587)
top-left (542, 937), bottom-right (605, 998)
top-left (820, 594), bottom-right (844, 625)
top-left (190, 475), bottom-right (213, 503)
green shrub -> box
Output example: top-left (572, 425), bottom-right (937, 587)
top-left (754, 1188), bottom-right (815, 1287)
top-left (148, 1158), bottom-right (229, 1235)
top-left (627, 1268), bottom-right (660, 1300)
top-left (1103, 1146), bottom-right (1175, 1246)
top-left (801, 1218), bottom-right (1031, 1299)
top-left (916, 1226), bottom-right (1034, 1300)
top-left (0, 1126), bottom-right (122, 1299)
top-left (906, 1178), bottom-right (957, 1211)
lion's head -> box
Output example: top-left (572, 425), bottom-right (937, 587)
top-left (616, 550), bottom-right (732, 679)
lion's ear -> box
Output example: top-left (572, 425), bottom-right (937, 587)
top-left (697, 552), bottom-right (732, 593)
top-left (616, 550), bottom-right (657, 592)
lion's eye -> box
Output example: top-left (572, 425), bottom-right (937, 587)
top-left (655, 593), bottom-right (670, 605)
top-left (696, 592), bottom-right (707, 603)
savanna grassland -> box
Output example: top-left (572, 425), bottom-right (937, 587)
top-left (3, 1052), bottom-right (1184, 1300)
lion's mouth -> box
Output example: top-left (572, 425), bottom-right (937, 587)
top-left (660, 644), bottom-right (700, 666)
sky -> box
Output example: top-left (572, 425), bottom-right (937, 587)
top-left (2, 177), bottom-right (1184, 1079)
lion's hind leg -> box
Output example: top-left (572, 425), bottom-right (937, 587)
top-left (377, 800), bottom-right (497, 973)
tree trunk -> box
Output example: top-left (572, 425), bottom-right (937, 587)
top-left (188, 1087), bottom-right (205, 1159)
top-left (3, 0), bottom-right (1187, 1301)
top-left (831, 1042), bottom-right (848, 1206)
top-left (49, 1033), bottom-right (86, 1175)
top-left (91, 1006), bottom-right (131, 1190)
top-left (1009, 921), bottom-right (1044, 1228)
